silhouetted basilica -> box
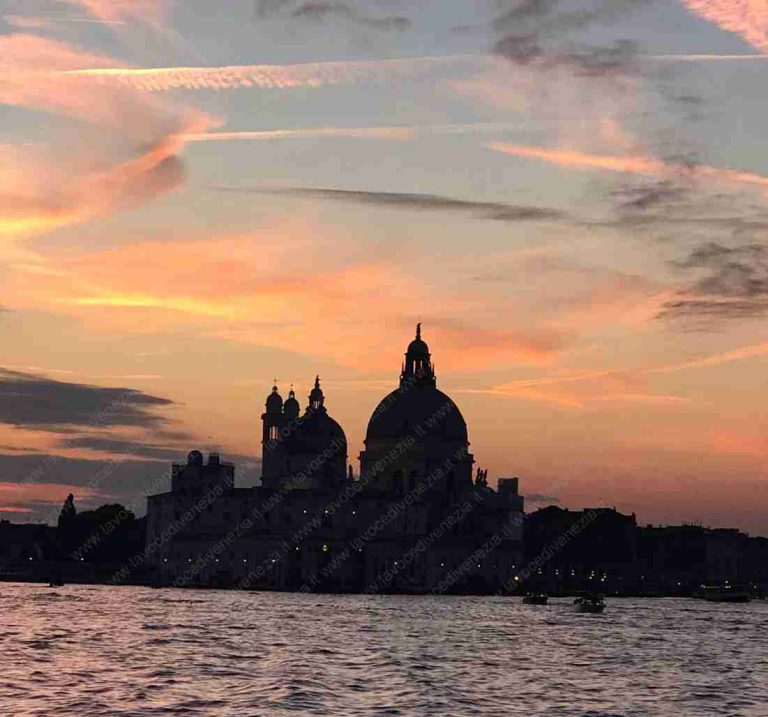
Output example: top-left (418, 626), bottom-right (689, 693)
top-left (145, 326), bottom-right (524, 593)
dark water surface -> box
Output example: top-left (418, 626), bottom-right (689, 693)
top-left (1, 583), bottom-right (766, 716)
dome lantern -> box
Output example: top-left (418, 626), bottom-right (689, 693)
top-left (309, 375), bottom-right (325, 412)
top-left (401, 323), bottom-right (436, 388)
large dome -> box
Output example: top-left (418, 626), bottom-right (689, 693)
top-left (366, 385), bottom-right (467, 441)
top-left (360, 326), bottom-right (474, 496)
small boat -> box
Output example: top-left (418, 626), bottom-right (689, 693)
top-left (574, 594), bottom-right (605, 613)
top-left (695, 585), bottom-right (752, 603)
top-left (522, 592), bottom-right (548, 605)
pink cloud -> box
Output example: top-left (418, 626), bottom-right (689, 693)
top-left (60, 0), bottom-right (168, 25)
top-left (682, 0), bottom-right (768, 52)
top-left (0, 481), bottom-right (98, 506)
top-left (489, 142), bottom-right (768, 193)
top-left (0, 34), bottom-right (212, 240)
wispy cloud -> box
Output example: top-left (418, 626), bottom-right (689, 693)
top-left (62, 54), bottom-right (492, 91)
top-left (3, 14), bottom-right (127, 28)
top-left (62, 435), bottom-right (184, 461)
top-left (59, 0), bottom-right (168, 26)
top-left (217, 186), bottom-right (565, 223)
top-left (187, 122), bottom-right (526, 143)
top-left (466, 381), bottom-right (690, 410)
top-left (0, 368), bottom-right (172, 430)
top-left (189, 126), bottom-right (414, 142)
top-left (5, 227), bottom-right (572, 371)
top-left (57, 52), bottom-right (767, 96)
top-left (474, 337), bottom-right (768, 410)
top-left (489, 142), bottom-right (768, 193)
top-left (0, 33), bottom-right (212, 240)
top-left (650, 53), bottom-right (768, 61)
top-left (256, 0), bottom-right (410, 31)
top-left (646, 340), bottom-right (768, 374)
top-left (661, 242), bottom-right (768, 322)
top-left (492, 0), bottom-right (655, 76)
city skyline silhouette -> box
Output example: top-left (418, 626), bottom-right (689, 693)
top-left (3, 4), bottom-right (768, 716)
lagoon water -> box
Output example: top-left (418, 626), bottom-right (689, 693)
top-left (1, 583), bottom-right (766, 716)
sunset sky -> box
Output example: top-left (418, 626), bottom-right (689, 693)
top-left (1, 0), bottom-right (768, 535)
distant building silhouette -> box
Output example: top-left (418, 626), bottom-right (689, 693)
top-left (524, 506), bottom-right (638, 594)
top-left (523, 506), bottom-right (768, 595)
top-left (0, 521), bottom-right (54, 570)
top-left (0, 497), bottom-right (145, 584)
top-left (145, 326), bottom-right (524, 592)
top-left (636, 524), bottom-right (768, 594)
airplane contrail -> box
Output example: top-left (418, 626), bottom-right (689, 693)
top-left (62, 55), bottom-right (497, 92)
top-left (186, 122), bottom-right (527, 143)
top-left (57, 52), bottom-right (768, 94)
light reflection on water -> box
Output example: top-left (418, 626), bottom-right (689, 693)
top-left (1, 583), bottom-right (766, 716)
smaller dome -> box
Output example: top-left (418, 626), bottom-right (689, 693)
top-left (187, 450), bottom-right (204, 466)
top-left (266, 385), bottom-right (283, 413)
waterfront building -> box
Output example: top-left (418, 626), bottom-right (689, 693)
top-left (636, 525), bottom-right (768, 593)
top-left (523, 506), bottom-right (638, 594)
top-left (145, 326), bottom-right (524, 592)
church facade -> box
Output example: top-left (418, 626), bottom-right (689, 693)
top-left (145, 327), bottom-right (524, 593)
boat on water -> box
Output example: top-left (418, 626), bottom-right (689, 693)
top-left (695, 585), bottom-right (752, 603)
top-left (522, 593), bottom-right (549, 605)
top-left (47, 573), bottom-right (64, 588)
top-left (573, 594), bottom-right (605, 614)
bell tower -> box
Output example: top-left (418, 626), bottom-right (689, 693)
top-left (261, 383), bottom-right (285, 487)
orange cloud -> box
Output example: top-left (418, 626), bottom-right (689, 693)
top-left (4, 224), bottom-right (573, 372)
top-left (0, 33), bottom-right (116, 71)
top-left (0, 34), bottom-right (212, 242)
top-left (489, 142), bottom-right (768, 193)
top-left (186, 122), bottom-right (526, 144)
top-left (188, 126), bottom-right (415, 142)
top-left (682, 0), bottom-right (768, 52)
top-left (652, 53), bottom-right (768, 61)
top-left (472, 371), bottom-right (690, 411)
top-left (645, 341), bottom-right (768, 375)
top-left (423, 319), bottom-right (566, 368)
top-left (467, 333), bottom-right (768, 411)
top-left (60, 0), bottom-right (168, 25)
top-left (0, 481), bottom-right (98, 506)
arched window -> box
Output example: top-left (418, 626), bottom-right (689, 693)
top-left (269, 425), bottom-right (279, 441)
